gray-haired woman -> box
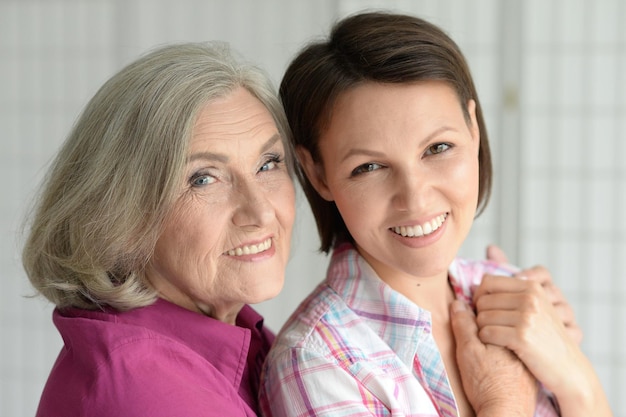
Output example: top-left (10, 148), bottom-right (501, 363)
top-left (22, 42), bottom-right (295, 417)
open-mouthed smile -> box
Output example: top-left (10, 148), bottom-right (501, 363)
top-left (225, 238), bottom-right (272, 256)
top-left (391, 213), bottom-right (448, 237)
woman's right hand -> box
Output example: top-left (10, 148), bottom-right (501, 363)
top-left (449, 299), bottom-right (537, 417)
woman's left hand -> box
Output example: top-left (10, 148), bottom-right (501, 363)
top-left (472, 274), bottom-right (613, 417)
top-left (472, 274), bottom-right (578, 392)
top-left (485, 245), bottom-right (583, 344)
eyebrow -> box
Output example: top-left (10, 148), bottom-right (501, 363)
top-left (340, 126), bottom-right (458, 162)
top-left (187, 133), bottom-right (282, 164)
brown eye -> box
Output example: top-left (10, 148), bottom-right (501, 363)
top-left (351, 162), bottom-right (382, 177)
top-left (426, 143), bottom-right (451, 155)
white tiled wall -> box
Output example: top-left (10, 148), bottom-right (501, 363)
top-left (518, 0), bottom-right (626, 405)
top-left (1, 1), bottom-right (623, 415)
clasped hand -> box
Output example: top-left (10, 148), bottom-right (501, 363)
top-left (450, 245), bottom-right (612, 417)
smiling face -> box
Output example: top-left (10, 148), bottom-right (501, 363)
top-left (146, 87), bottom-right (295, 324)
top-left (299, 81), bottom-right (480, 286)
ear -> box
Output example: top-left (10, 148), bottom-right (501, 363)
top-left (296, 146), bottom-right (334, 202)
top-left (466, 99), bottom-right (480, 154)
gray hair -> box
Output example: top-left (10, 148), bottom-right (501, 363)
top-left (22, 42), bottom-right (293, 311)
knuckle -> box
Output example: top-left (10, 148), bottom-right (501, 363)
top-left (475, 311), bottom-right (488, 327)
top-left (517, 325), bottom-right (533, 344)
top-left (520, 292), bottom-right (540, 312)
top-left (477, 326), bottom-right (490, 341)
top-left (519, 306), bottom-right (535, 323)
top-left (526, 280), bottom-right (543, 293)
top-left (474, 296), bottom-right (486, 312)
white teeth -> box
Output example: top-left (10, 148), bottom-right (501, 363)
top-left (392, 214), bottom-right (447, 238)
top-left (226, 238), bottom-right (272, 256)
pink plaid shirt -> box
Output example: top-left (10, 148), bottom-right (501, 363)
top-left (260, 242), bottom-right (559, 417)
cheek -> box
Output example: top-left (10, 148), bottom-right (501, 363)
top-left (449, 157), bottom-right (480, 208)
top-left (155, 210), bottom-right (189, 257)
top-left (154, 221), bottom-right (198, 272)
top-left (158, 200), bottom-right (223, 259)
top-left (271, 179), bottom-right (296, 228)
top-left (333, 188), bottom-right (374, 232)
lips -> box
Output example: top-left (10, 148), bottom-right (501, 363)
top-left (391, 213), bottom-right (447, 237)
top-left (225, 238), bottom-right (272, 256)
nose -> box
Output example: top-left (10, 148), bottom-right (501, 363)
top-left (390, 168), bottom-right (427, 211)
top-left (231, 180), bottom-right (275, 227)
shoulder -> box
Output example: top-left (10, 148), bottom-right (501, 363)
top-left (272, 282), bottom-right (348, 350)
top-left (260, 292), bottom-right (433, 417)
top-left (41, 311), bottom-right (248, 416)
top-left (265, 282), bottom-right (390, 378)
top-left (53, 307), bottom-right (201, 368)
top-left (91, 340), bottom-right (245, 415)
top-left (39, 337), bottom-right (247, 416)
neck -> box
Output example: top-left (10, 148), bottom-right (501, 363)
top-left (355, 245), bottom-right (456, 320)
top-left (361, 259), bottom-right (454, 320)
top-left (388, 271), bottom-right (455, 320)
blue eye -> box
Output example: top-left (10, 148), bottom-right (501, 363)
top-left (259, 155), bottom-right (283, 172)
top-left (426, 143), bottom-right (451, 155)
top-left (190, 174), bottom-right (216, 187)
top-left (351, 162), bottom-right (382, 176)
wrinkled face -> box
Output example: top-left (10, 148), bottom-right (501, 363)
top-left (299, 81), bottom-right (480, 285)
top-left (147, 87), bottom-right (295, 324)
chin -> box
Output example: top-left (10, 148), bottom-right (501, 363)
top-left (403, 253), bottom-right (456, 278)
top-left (248, 279), bottom-right (284, 304)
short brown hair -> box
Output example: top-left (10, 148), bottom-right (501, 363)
top-left (280, 11), bottom-right (492, 253)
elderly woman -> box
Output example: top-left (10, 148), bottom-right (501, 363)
top-left (22, 42), bottom-right (295, 417)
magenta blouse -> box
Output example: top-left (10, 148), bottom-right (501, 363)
top-left (35, 298), bottom-right (274, 417)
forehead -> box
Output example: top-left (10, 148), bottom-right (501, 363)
top-left (326, 81), bottom-right (465, 133)
top-left (190, 87), bottom-right (279, 151)
top-left (335, 80), bottom-right (459, 109)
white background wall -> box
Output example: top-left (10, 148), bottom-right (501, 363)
top-left (1, 0), bottom-right (623, 415)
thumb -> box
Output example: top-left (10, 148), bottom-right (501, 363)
top-left (486, 244), bottom-right (509, 264)
top-left (450, 300), bottom-right (479, 349)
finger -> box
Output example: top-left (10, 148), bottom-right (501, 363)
top-left (527, 277), bottom-right (585, 345)
top-left (552, 301), bottom-right (577, 324)
top-left (514, 265), bottom-right (551, 286)
top-left (475, 292), bottom-right (526, 313)
top-left (486, 244), bottom-right (509, 264)
top-left (476, 309), bottom-right (523, 330)
top-left (520, 273), bottom-right (568, 311)
top-left (543, 284), bottom-right (579, 318)
top-left (473, 274), bottom-right (530, 301)
top-left (477, 324), bottom-right (520, 350)
top-left (539, 281), bottom-right (562, 304)
top-left (565, 325), bottom-right (584, 345)
top-left (450, 300), bottom-right (480, 349)
top-left (538, 281), bottom-right (579, 323)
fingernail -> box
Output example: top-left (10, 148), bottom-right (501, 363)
top-left (514, 274), bottom-right (528, 280)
